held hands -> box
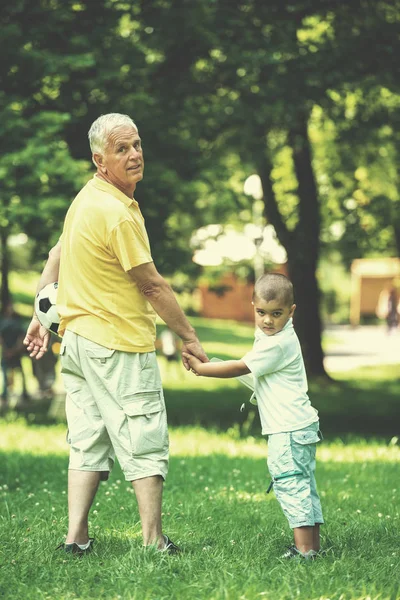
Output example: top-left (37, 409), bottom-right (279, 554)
top-left (181, 339), bottom-right (209, 371)
top-left (182, 351), bottom-right (203, 375)
top-left (23, 316), bottom-right (50, 360)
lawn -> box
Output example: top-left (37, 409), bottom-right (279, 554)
top-left (0, 422), bottom-right (399, 600)
top-left (2, 274), bottom-right (400, 598)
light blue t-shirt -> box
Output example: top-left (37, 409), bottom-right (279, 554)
top-left (242, 318), bottom-right (318, 435)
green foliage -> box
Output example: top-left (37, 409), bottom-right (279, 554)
top-left (2, 1), bottom-right (400, 370)
top-left (0, 111), bottom-right (90, 256)
top-left (2, 0), bottom-right (400, 268)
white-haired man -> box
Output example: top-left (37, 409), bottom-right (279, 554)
top-left (24, 113), bottom-right (208, 554)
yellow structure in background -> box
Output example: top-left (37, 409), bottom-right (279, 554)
top-left (350, 257), bottom-right (400, 326)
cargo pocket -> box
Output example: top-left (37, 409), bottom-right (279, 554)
top-left (291, 428), bottom-right (321, 446)
top-left (266, 470), bottom-right (302, 493)
top-left (83, 344), bottom-right (116, 380)
top-left (121, 391), bottom-right (168, 456)
top-left (84, 346), bottom-right (115, 363)
top-left (137, 352), bottom-right (162, 389)
top-left (290, 427), bottom-right (320, 474)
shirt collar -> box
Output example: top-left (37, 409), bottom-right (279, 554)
top-left (255, 317), bottom-right (293, 340)
top-left (91, 174), bottom-right (139, 208)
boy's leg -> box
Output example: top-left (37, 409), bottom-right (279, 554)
top-left (268, 426), bottom-right (323, 555)
top-left (310, 467), bottom-right (323, 552)
top-left (293, 524), bottom-right (320, 553)
top-left (293, 526), bottom-right (315, 554)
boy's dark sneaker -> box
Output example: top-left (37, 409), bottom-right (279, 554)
top-left (56, 538), bottom-right (95, 555)
top-left (280, 545), bottom-right (317, 560)
top-left (161, 535), bottom-right (181, 554)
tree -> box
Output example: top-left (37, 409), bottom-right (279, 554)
top-left (138, 0), bottom-right (400, 376)
top-left (2, 0), bottom-right (400, 377)
top-left (0, 1), bottom-right (98, 311)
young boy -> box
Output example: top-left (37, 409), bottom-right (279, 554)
top-left (184, 273), bottom-right (324, 559)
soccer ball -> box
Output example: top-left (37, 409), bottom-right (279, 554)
top-left (35, 282), bottom-right (60, 335)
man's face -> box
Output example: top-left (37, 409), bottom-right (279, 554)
top-left (253, 295), bottom-right (295, 336)
top-left (95, 125), bottom-right (144, 197)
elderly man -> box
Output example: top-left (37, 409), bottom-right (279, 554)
top-left (24, 113), bottom-right (208, 554)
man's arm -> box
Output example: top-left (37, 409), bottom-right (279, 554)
top-left (128, 261), bottom-right (208, 369)
top-left (183, 352), bottom-right (250, 378)
top-left (34, 240), bottom-right (62, 295)
top-left (24, 240), bottom-right (61, 359)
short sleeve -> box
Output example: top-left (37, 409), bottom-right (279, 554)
top-left (108, 219), bottom-right (152, 272)
top-left (243, 342), bottom-right (284, 377)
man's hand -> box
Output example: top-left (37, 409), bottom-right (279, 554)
top-left (182, 351), bottom-right (203, 375)
top-left (181, 339), bottom-right (208, 371)
top-left (23, 317), bottom-right (50, 360)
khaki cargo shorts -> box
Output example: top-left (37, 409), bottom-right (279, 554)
top-left (60, 330), bottom-right (169, 482)
top-left (267, 422), bottom-right (324, 529)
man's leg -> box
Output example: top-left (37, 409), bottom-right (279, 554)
top-left (66, 470), bottom-right (101, 544)
top-left (132, 475), bottom-right (164, 548)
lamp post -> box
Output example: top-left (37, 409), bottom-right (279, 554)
top-left (243, 174), bottom-right (264, 281)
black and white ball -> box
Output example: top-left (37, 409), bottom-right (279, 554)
top-left (35, 282), bottom-right (60, 335)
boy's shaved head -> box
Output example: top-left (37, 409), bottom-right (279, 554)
top-left (253, 273), bottom-right (294, 306)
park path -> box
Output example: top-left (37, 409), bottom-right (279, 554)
top-left (323, 324), bottom-right (400, 372)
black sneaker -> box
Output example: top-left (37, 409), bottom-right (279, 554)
top-left (161, 535), bottom-right (181, 554)
top-left (280, 545), bottom-right (317, 560)
top-left (56, 538), bottom-right (95, 555)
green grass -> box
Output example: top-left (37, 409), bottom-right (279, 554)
top-left (2, 275), bottom-right (400, 598)
top-left (0, 422), bottom-right (399, 600)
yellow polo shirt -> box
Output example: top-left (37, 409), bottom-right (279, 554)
top-left (57, 175), bottom-right (156, 352)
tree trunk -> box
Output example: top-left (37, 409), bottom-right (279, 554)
top-left (287, 259), bottom-right (326, 378)
top-left (257, 114), bottom-right (329, 379)
top-left (287, 115), bottom-right (328, 378)
top-left (0, 228), bottom-right (11, 314)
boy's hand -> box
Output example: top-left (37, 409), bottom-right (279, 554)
top-left (181, 339), bottom-right (208, 371)
top-left (182, 352), bottom-right (202, 375)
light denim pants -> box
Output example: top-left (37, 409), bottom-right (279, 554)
top-left (267, 421), bottom-right (324, 528)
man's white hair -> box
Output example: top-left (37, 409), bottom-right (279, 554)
top-left (88, 113), bottom-right (138, 156)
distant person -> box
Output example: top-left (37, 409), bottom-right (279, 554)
top-left (184, 273), bottom-right (324, 560)
top-left (159, 328), bottom-right (180, 362)
top-left (376, 284), bottom-right (400, 334)
top-left (24, 112), bottom-right (208, 555)
top-left (31, 342), bottom-right (57, 400)
top-left (0, 302), bottom-right (30, 412)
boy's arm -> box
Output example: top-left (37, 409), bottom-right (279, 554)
top-left (183, 353), bottom-right (250, 378)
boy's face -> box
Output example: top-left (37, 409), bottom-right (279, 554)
top-left (253, 295), bottom-right (295, 336)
